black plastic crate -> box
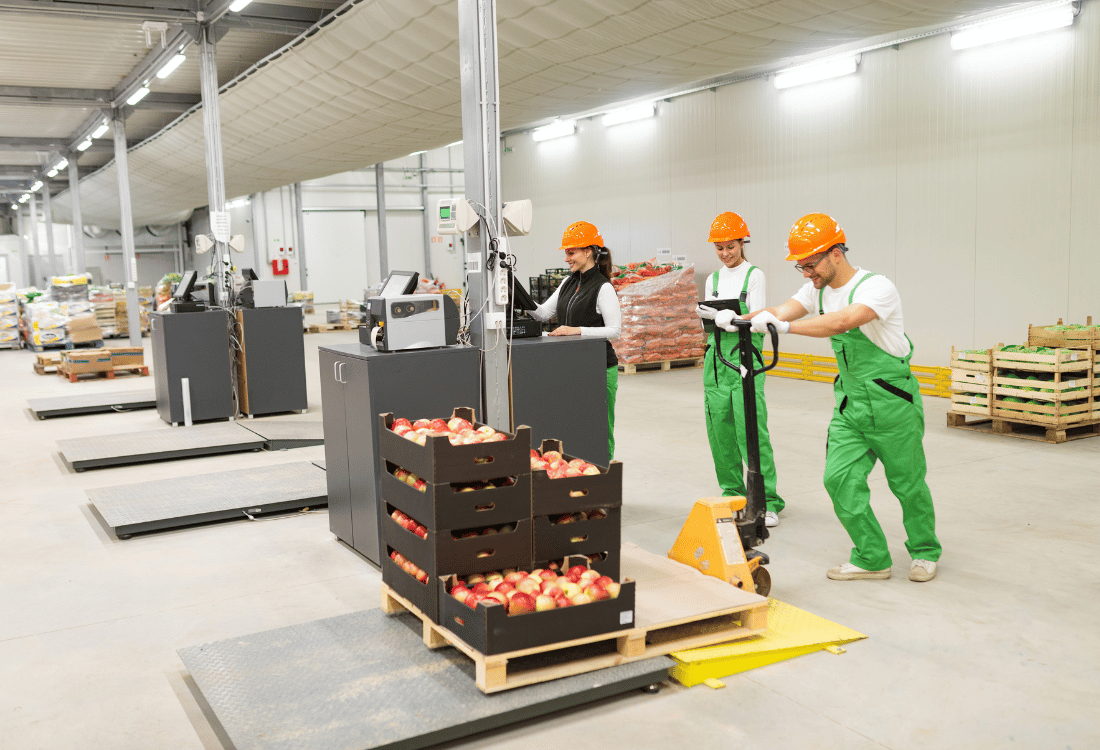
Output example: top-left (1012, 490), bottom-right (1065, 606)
top-left (532, 439), bottom-right (623, 516)
top-left (381, 462), bottom-right (532, 531)
top-left (535, 549), bottom-right (621, 581)
top-left (532, 506), bottom-right (621, 562)
top-left (382, 547), bottom-right (439, 622)
top-left (384, 514), bottom-right (533, 583)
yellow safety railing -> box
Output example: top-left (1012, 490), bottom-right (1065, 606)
top-left (767, 351), bottom-right (951, 398)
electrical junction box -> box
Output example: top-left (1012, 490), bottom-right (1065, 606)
top-left (437, 198), bottom-right (479, 235)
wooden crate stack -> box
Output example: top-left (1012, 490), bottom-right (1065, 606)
top-left (949, 347), bottom-right (994, 416)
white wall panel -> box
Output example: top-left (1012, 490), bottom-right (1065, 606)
top-left (1068, 3), bottom-right (1100, 325)
top-left (303, 210), bottom-right (369, 304)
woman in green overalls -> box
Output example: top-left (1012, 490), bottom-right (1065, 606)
top-left (696, 212), bottom-right (785, 527)
top-left (741, 213), bottom-right (942, 583)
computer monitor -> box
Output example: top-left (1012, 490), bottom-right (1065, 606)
top-left (506, 268), bottom-right (539, 312)
top-left (379, 270), bottom-right (419, 298)
top-left (173, 271), bottom-right (198, 300)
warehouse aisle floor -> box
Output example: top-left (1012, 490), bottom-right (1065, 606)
top-left (2, 335), bottom-right (1097, 749)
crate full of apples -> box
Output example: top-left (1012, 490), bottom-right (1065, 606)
top-left (379, 407), bottom-right (531, 484)
top-left (381, 460), bottom-right (532, 530)
top-left (531, 507), bottom-right (622, 578)
top-left (437, 560), bottom-right (636, 655)
top-left (384, 546), bottom-right (444, 621)
top-left (531, 439), bottom-right (623, 516)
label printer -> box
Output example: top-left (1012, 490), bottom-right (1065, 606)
top-left (360, 271), bottom-right (460, 351)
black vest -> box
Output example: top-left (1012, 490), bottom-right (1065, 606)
top-left (555, 266), bottom-right (618, 368)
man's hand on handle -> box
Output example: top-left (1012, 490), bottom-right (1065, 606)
top-left (750, 311), bottom-right (789, 334)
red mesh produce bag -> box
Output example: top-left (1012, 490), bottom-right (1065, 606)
top-left (612, 264), bottom-right (705, 365)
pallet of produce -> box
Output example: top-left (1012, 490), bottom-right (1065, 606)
top-left (991, 345), bottom-right (1097, 426)
top-left (949, 347), bottom-right (994, 416)
top-left (1027, 317), bottom-right (1099, 349)
top-left (992, 345), bottom-right (1096, 373)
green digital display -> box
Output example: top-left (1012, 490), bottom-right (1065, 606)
top-left (440, 206), bottom-right (452, 219)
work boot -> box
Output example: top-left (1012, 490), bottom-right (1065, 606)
top-left (909, 559), bottom-right (937, 582)
top-left (827, 562), bottom-right (891, 581)
top-left (764, 511), bottom-right (779, 528)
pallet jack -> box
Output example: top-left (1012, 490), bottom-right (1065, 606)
top-left (669, 313), bottom-right (780, 597)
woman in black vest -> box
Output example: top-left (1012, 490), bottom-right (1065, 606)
top-left (529, 221), bottom-right (622, 458)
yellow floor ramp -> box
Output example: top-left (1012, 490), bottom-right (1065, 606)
top-left (669, 599), bottom-right (866, 687)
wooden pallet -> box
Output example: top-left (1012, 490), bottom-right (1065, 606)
top-left (305, 322), bottom-right (358, 334)
top-left (34, 353), bottom-right (62, 374)
top-left (946, 410), bottom-right (1100, 443)
top-left (381, 579), bottom-right (767, 694)
top-left (57, 364), bottom-right (150, 383)
top-left (619, 357), bottom-right (703, 375)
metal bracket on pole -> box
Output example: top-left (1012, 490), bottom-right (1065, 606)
top-left (67, 158), bottom-right (85, 274)
top-left (375, 163), bottom-right (389, 280)
top-left (197, 23), bottom-right (231, 305)
top-left (113, 109), bottom-right (143, 347)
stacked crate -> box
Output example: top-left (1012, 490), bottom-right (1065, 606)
top-left (530, 439), bottom-right (623, 579)
top-left (950, 347), bottom-right (994, 416)
top-left (377, 408), bottom-right (532, 623)
top-left (0, 284), bottom-right (18, 349)
top-left (992, 346), bottom-right (1098, 425)
top-left (1028, 317), bottom-right (1099, 350)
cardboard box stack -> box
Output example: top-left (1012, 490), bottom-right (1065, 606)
top-left (90, 288), bottom-right (118, 337)
top-left (289, 291), bottom-right (314, 315)
top-left (66, 312), bottom-right (103, 345)
top-left (59, 349), bottom-right (113, 378)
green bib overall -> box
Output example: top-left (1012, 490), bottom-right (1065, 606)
top-left (703, 267), bottom-right (784, 513)
top-left (821, 273), bottom-right (941, 569)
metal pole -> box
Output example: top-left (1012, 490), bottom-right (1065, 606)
top-left (419, 151), bottom-right (433, 279)
top-left (375, 162), bottom-right (389, 279)
top-left (293, 182), bottom-right (307, 291)
top-left (28, 192), bottom-right (39, 286)
top-left (249, 192), bottom-right (262, 274)
top-left (198, 24), bottom-right (230, 304)
top-left (41, 186), bottom-right (61, 279)
top-left (68, 157), bottom-right (85, 274)
top-left (113, 110), bottom-right (142, 347)
top-left (16, 207), bottom-right (29, 288)
top-left (458, 0), bottom-right (508, 429)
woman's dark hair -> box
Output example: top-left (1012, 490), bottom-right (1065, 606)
top-left (589, 245), bottom-right (613, 279)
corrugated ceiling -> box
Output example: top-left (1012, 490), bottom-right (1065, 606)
top-left (3, 0), bottom-right (1045, 226)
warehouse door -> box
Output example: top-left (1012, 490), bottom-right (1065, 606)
top-left (304, 211), bottom-right (370, 304)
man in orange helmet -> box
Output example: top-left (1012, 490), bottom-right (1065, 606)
top-left (741, 213), bottom-right (941, 582)
top-left (696, 212), bottom-right (784, 527)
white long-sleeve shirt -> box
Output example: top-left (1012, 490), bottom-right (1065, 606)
top-left (529, 282), bottom-right (621, 340)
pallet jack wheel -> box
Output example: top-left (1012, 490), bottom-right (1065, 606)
top-left (752, 565), bottom-right (772, 598)
top-left (640, 683), bottom-right (661, 694)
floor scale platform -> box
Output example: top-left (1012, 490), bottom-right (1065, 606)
top-left (28, 389), bottom-right (156, 419)
top-left (178, 607), bottom-right (672, 750)
top-left (58, 423), bottom-right (266, 471)
top-left (240, 420), bottom-right (324, 450)
top-left (87, 461), bottom-right (327, 536)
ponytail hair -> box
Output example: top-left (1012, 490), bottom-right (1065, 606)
top-left (590, 245), bottom-right (614, 279)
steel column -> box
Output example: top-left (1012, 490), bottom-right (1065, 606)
top-left (293, 182), bottom-right (307, 291)
top-left (458, 0), bottom-right (508, 429)
top-left (27, 191), bottom-right (39, 285)
top-left (67, 158), bottom-right (85, 274)
top-left (41, 185), bottom-right (62, 278)
top-left (248, 192), bottom-right (262, 274)
top-left (198, 24), bottom-right (230, 303)
top-left (16, 206), bottom-right (29, 287)
top-left (113, 111), bottom-right (142, 347)
top-left (374, 163), bottom-right (389, 279)
top-left (419, 151), bottom-right (433, 279)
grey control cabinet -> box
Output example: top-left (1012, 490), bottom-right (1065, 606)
top-left (318, 344), bottom-right (481, 566)
top-left (151, 310), bottom-right (234, 425)
top-left (509, 336), bottom-right (609, 466)
top-left (235, 307), bottom-right (308, 416)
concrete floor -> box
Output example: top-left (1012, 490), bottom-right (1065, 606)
top-left (2, 331), bottom-right (1098, 750)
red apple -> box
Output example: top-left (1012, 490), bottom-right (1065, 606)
top-left (567, 458), bottom-right (587, 469)
top-left (581, 465), bottom-right (600, 475)
top-left (535, 594), bottom-right (557, 612)
top-left (542, 450), bottom-right (562, 462)
top-left (589, 509), bottom-right (607, 520)
top-left (466, 573), bottom-right (486, 586)
top-left (566, 565), bottom-right (588, 578)
top-left (537, 569), bottom-right (557, 581)
top-left (605, 582), bottom-right (621, 599)
top-left (392, 418), bottom-right (412, 430)
top-left (389, 550), bottom-right (398, 561)
top-left (559, 581), bottom-right (581, 599)
top-left (471, 582), bottom-right (490, 595)
top-left (554, 513), bottom-right (575, 525)
top-left (515, 578), bottom-right (541, 596)
top-left (530, 448), bottom-right (541, 458)
top-left (413, 478), bottom-right (427, 492)
top-left (508, 592), bottom-right (536, 615)
top-left (475, 425), bottom-right (496, 435)
top-left (494, 582), bottom-right (515, 595)
top-left (415, 570), bottom-right (429, 584)
top-left (480, 527), bottom-right (498, 535)
top-left (414, 525), bottom-right (427, 539)
top-left (448, 417), bottom-right (473, 432)
top-left (531, 457), bottom-right (547, 470)
top-left (540, 582), bottom-right (563, 598)
top-left (465, 593), bottom-right (483, 609)
top-left (498, 524), bottom-right (514, 534)
top-left (504, 572), bottom-right (527, 584)
top-left (570, 592), bottom-right (594, 606)
top-left (393, 552), bottom-right (407, 566)
top-left (483, 591), bottom-right (508, 606)
top-left (594, 576), bottom-right (614, 589)
top-left (412, 419), bottom-right (431, 429)
top-left (585, 584), bottom-right (609, 601)
top-left (555, 596), bottom-right (573, 608)
top-left (564, 467), bottom-right (582, 478)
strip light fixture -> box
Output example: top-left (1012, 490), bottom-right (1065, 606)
top-left (951, 2), bottom-right (1075, 50)
top-left (19, 194), bottom-right (29, 203)
top-left (774, 56), bottom-right (858, 90)
top-left (532, 119), bottom-right (576, 142)
top-left (47, 167), bottom-right (59, 177)
top-left (156, 53), bottom-right (187, 79)
top-left (602, 102), bottom-right (655, 127)
top-left (225, 197), bottom-right (250, 209)
top-left (76, 139), bottom-right (92, 151)
top-left (30, 181), bottom-right (43, 192)
top-left (126, 86), bottom-right (151, 106)
top-left (56, 158), bottom-right (68, 170)
top-left (91, 121), bottom-right (110, 139)
top-left (228, 0), bottom-right (253, 11)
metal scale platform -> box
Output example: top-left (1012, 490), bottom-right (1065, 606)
top-left (28, 389), bottom-right (156, 419)
top-left (87, 461), bottom-right (328, 537)
top-left (57, 421), bottom-right (325, 472)
top-left (179, 607), bottom-right (672, 750)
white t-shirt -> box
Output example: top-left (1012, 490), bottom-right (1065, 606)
top-left (703, 262), bottom-right (766, 313)
top-left (530, 282), bottom-right (621, 340)
top-left (792, 269), bottom-right (910, 358)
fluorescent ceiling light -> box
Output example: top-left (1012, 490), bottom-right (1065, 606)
top-left (91, 121), bottom-right (109, 139)
top-left (77, 139), bottom-right (92, 151)
top-left (126, 86), bottom-right (150, 106)
top-left (951, 2), bottom-right (1074, 50)
top-left (774, 56), bottom-right (858, 90)
top-left (602, 102), bottom-right (655, 127)
top-left (409, 150), bottom-right (426, 156)
top-left (532, 119), bottom-right (576, 142)
top-left (31, 181), bottom-right (42, 192)
top-left (19, 194), bottom-right (29, 203)
top-left (9, 204), bottom-right (16, 210)
top-left (228, 0), bottom-right (253, 11)
top-left (47, 168), bottom-right (58, 177)
top-left (55, 158), bottom-right (68, 170)
top-left (445, 140), bottom-right (463, 148)
top-left (156, 53), bottom-right (187, 79)
top-left (225, 197), bottom-right (250, 209)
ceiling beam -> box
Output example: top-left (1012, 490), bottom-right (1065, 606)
top-left (0, 137), bottom-right (112, 152)
top-left (0, 0), bottom-right (327, 33)
top-left (0, 85), bottom-right (199, 110)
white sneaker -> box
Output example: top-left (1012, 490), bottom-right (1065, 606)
top-left (910, 559), bottom-right (937, 582)
top-left (827, 562), bottom-right (891, 580)
top-left (764, 511), bottom-right (779, 528)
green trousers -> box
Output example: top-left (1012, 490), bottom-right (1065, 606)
top-left (703, 347), bottom-right (784, 513)
top-left (607, 365), bottom-right (618, 459)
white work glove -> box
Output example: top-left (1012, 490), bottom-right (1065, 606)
top-left (713, 309), bottom-right (742, 331)
top-left (750, 311), bottom-right (790, 334)
top-left (695, 304), bottom-right (717, 320)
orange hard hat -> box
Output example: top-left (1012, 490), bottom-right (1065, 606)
top-left (560, 221), bottom-right (603, 250)
top-left (786, 213), bottom-right (846, 261)
top-left (708, 212), bottom-right (750, 243)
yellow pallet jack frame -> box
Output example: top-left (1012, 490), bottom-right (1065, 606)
top-left (668, 496), bottom-right (769, 595)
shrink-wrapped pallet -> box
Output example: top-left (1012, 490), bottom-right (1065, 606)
top-left (612, 265), bottom-right (705, 365)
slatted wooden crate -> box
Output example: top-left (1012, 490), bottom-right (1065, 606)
top-left (991, 347), bottom-right (1098, 426)
top-left (949, 347), bottom-right (993, 416)
top-left (1027, 316), bottom-right (1099, 350)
